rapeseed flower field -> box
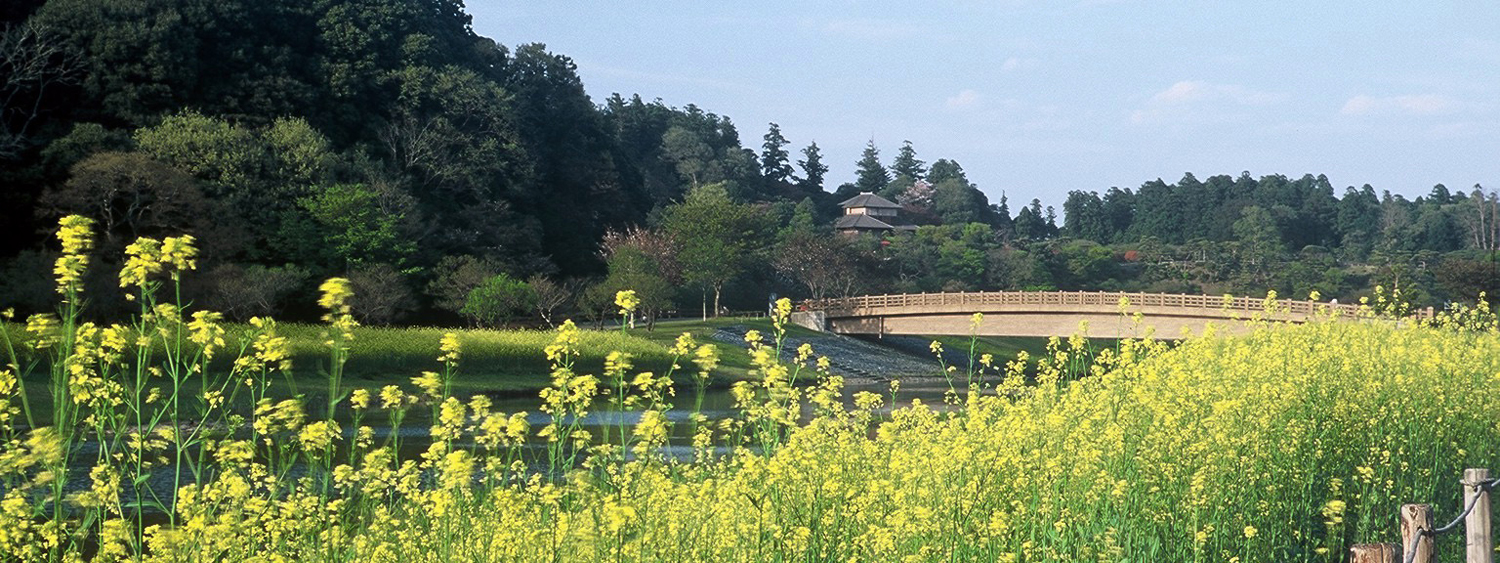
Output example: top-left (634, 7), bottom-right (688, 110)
top-left (3, 216), bottom-right (1499, 562)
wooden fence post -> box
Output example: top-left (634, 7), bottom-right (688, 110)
top-left (1350, 543), bottom-right (1400, 563)
top-left (1465, 468), bottom-right (1492, 563)
top-left (1402, 503), bottom-right (1433, 563)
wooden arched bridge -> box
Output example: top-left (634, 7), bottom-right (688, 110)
top-left (793, 291), bottom-right (1432, 339)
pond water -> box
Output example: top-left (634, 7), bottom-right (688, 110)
top-left (351, 374), bottom-right (979, 464)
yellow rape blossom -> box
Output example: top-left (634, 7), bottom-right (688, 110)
top-left (438, 332), bottom-right (461, 364)
top-left (120, 237), bottom-right (164, 288)
top-left (412, 371), bottom-right (443, 400)
top-left (25, 313), bottom-right (60, 350)
top-left (187, 310), bottom-right (226, 360)
top-left (379, 385), bottom-right (407, 410)
top-left (614, 290), bottom-right (640, 316)
top-left (11, 212), bottom-right (1500, 563)
top-left (298, 420), bottom-right (342, 453)
top-left (53, 215), bottom-right (93, 293)
top-left (350, 388), bottom-right (371, 410)
top-left (319, 277), bottom-right (353, 311)
top-left (159, 234), bottom-right (197, 272)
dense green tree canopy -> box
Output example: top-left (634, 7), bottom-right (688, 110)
top-left (1, 0), bottom-right (1494, 322)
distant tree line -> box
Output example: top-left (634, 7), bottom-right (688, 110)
top-left (1, 0), bottom-right (1495, 328)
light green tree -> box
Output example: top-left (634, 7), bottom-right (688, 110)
top-left (662, 125), bottom-right (714, 189)
top-left (461, 273), bottom-right (537, 328)
top-left (585, 246), bottom-right (676, 329)
top-left (662, 182), bottom-right (759, 318)
top-left (134, 110), bottom-right (263, 201)
top-left (299, 183), bottom-right (415, 269)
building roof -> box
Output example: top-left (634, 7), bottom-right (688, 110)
top-left (838, 192), bottom-right (902, 209)
top-left (833, 214), bottom-right (896, 230)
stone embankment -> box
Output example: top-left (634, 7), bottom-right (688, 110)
top-left (710, 326), bottom-right (940, 381)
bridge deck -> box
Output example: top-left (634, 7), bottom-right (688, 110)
top-left (797, 291), bottom-right (1426, 339)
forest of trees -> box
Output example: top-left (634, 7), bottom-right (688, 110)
top-left (1, 0), bottom-right (1496, 327)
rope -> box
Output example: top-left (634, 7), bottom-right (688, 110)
top-left (1403, 477), bottom-right (1500, 563)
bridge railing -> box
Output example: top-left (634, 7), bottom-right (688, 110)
top-left (800, 290), bottom-right (1422, 320)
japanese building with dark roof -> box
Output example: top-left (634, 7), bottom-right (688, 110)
top-left (834, 192), bottom-right (917, 235)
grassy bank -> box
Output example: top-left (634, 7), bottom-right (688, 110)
top-left (269, 322), bottom-right (674, 391)
top-left (3, 320), bottom-right (679, 424)
top-left (5, 320), bottom-right (724, 388)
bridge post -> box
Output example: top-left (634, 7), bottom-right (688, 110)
top-left (788, 311), bottom-right (827, 332)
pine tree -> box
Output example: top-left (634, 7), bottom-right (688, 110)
top-left (761, 122), bottom-right (794, 183)
top-left (890, 140), bottom-right (926, 181)
top-left (854, 140), bottom-right (889, 194)
top-left (797, 141), bottom-right (828, 192)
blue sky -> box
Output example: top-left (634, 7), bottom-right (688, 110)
top-left (472, 2), bottom-right (1500, 208)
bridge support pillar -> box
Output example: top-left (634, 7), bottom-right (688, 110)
top-left (789, 311), bottom-right (827, 332)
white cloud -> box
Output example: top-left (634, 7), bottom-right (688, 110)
top-left (1131, 80), bottom-right (1284, 125)
top-left (1149, 80), bottom-right (1282, 106)
top-left (1340, 94), bottom-right (1459, 116)
top-left (945, 89), bottom-right (982, 109)
top-left (1001, 57), bottom-right (1038, 72)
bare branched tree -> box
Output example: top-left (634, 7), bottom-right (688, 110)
top-left (0, 21), bottom-right (80, 159)
top-left (41, 152), bottom-right (211, 249)
top-left (378, 112), bottom-right (460, 187)
top-left (528, 273), bottom-right (571, 327)
top-left (1467, 185), bottom-right (1499, 253)
top-left (200, 264), bottom-right (310, 321)
top-left (601, 226), bottom-right (682, 283)
top-left (349, 263), bottom-right (416, 326)
top-left (772, 232), bottom-right (859, 299)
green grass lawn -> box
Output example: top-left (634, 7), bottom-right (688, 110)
top-left (3, 319), bottom-right (679, 420)
top-left (1, 316), bottom-right (787, 401)
top-left (928, 335), bottom-right (1052, 362)
top-left (273, 322), bottom-right (679, 392)
top-left (919, 334), bottom-right (1127, 379)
